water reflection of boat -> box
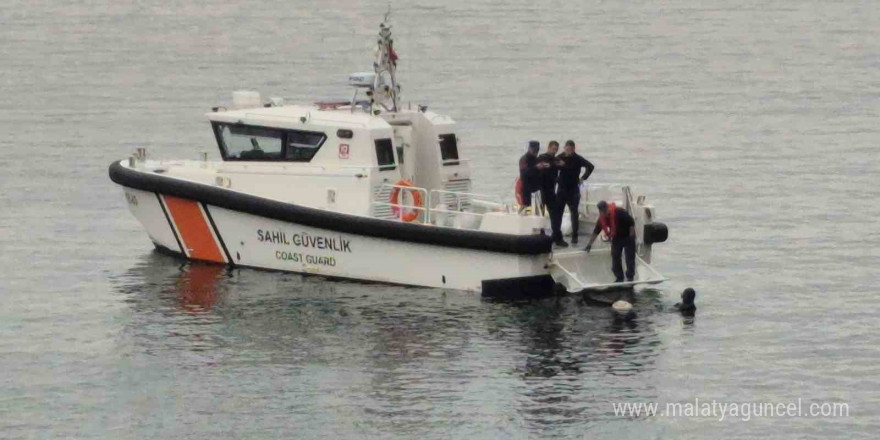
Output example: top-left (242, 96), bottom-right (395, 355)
top-left (111, 253), bottom-right (671, 433)
top-left (481, 295), bottom-right (665, 429)
top-left (114, 253), bottom-right (226, 315)
top-left (175, 263), bottom-right (226, 314)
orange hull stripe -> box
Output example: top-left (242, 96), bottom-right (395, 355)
top-left (163, 196), bottom-right (225, 263)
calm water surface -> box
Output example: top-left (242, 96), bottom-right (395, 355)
top-left (1, 0), bottom-right (878, 438)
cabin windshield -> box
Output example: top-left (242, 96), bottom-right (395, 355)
top-left (213, 122), bottom-right (327, 162)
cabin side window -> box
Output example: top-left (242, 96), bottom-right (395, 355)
top-left (439, 133), bottom-right (459, 166)
top-left (215, 123), bottom-right (284, 160)
top-left (374, 138), bottom-right (396, 170)
top-left (213, 123), bottom-right (327, 162)
top-left (285, 131), bottom-right (327, 162)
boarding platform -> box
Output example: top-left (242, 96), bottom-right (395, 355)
top-left (549, 247), bottom-right (667, 293)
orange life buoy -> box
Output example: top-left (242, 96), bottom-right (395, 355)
top-left (390, 179), bottom-right (423, 222)
top-left (514, 177), bottom-right (524, 206)
top-left (598, 202), bottom-right (617, 241)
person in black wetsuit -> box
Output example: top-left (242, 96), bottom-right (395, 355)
top-left (585, 200), bottom-right (636, 282)
top-left (555, 140), bottom-right (595, 244)
top-left (537, 140), bottom-right (566, 246)
top-left (518, 140), bottom-right (548, 213)
top-left (674, 288), bottom-right (697, 316)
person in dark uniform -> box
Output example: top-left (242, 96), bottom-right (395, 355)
top-left (537, 140), bottom-right (566, 246)
top-left (555, 140), bottom-right (594, 244)
top-left (518, 140), bottom-right (548, 213)
top-left (584, 200), bottom-right (636, 282)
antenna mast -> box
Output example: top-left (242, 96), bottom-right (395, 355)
top-left (373, 6), bottom-right (400, 112)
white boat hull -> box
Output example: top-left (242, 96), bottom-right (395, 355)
top-left (111, 161), bottom-right (667, 297)
top-left (119, 183), bottom-right (554, 295)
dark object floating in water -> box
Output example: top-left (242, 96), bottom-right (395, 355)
top-left (674, 287), bottom-right (697, 315)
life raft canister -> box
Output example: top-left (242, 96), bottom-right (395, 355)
top-left (598, 202), bottom-right (618, 241)
top-left (389, 179), bottom-right (423, 222)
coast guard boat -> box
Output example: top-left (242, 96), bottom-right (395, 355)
top-left (109, 17), bottom-right (668, 297)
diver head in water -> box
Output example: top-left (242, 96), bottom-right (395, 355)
top-left (674, 288), bottom-right (696, 313)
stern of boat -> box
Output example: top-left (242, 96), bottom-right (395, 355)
top-left (548, 183), bottom-right (670, 292)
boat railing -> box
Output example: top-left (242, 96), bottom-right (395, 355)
top-left (242, 111), bottom-right (370, 128)
top-left (371, 183), bottom-right (432, 224)
top-left (371, 184), bottom-right (511, 230)
top-left (429, 189), bottom-right (504, 212)
top-left (429, 189), bottom-right (510, 230)
top-left (580, 183), bottom-right (633, 216)
top-left (216, 163), bottom-right (376, 176)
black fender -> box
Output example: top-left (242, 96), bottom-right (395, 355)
top-left (643, 222), bottom-right (668, 245)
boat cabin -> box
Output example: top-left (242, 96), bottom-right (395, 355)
top-left (205, 92), bottom-right (475, 223)
top-left (195, 19), bottom-right (547, 235)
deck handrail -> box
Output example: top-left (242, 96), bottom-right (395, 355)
top-left (373, 183), bottom-right (431, 224)
top-left (373, 183), bottom-right (514, 229)
top-left (429, 188), bottom-right (504, 211)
